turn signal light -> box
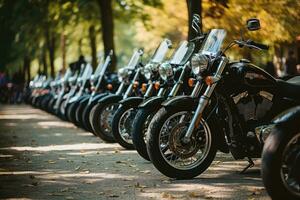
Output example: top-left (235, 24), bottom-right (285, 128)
top-left (205, 76), bottom-right (214, 86)
top-left (141, 83), bottom-right (147, 93)
top-left (107, 84), bottom-right (113, 91)
top-left (188, 78), bottom-right (195, 87)
top-left (154, 81), bottom-right (160, 90)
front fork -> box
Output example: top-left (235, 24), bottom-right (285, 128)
top-left (183, 57), bottom-right (228, 143)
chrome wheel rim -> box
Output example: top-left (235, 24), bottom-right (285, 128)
top-left (100, 103), bottom-right (118, 134)
top-left (281, 132), bottom-right (300, 196)
top-left (118, 108), bottom-right (137, 144)
top-left (158, 111), bottom-right (211, 170)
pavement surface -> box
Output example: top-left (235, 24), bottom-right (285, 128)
top-left (0, 104), bottom-right (270, 200)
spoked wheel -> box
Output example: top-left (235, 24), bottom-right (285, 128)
top-left (112, 106), bottom-right (138, 150)
top-left (90, 100), bottom-right (120, 142)
top-left (147, 107), bottom-right (217, 179)
top-left (132, 107), bottom-right (157, 161)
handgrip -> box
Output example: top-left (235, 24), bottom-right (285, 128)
top-left (248, 40), bottom-right (269, 50)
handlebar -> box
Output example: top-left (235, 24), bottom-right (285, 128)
top-left (235, 39), bottom-right (269, 51)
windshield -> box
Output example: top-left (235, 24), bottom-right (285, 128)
top-left (151, 39), bottom-right (172, 63)
top-left (170, 41), bottom-right (195, 65)
top-left (127, 49), bottom-right (143, 69)
top-left (200, 29), bottom-right (226, 56)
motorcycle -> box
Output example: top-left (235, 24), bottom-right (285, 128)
top-left (111, 40), bottom-right (179, 149)
top-left (262, 106), bottom-right (300, 200)
top-left (146, 18), bottom-right (300, 179)
top-left (89, 48), bottom-right (145, 142)
top-left (74, 51), bottom-right (119, 131)
top-left (64, 62), bottom-right (93, 122)
top-left (131, 41), bottom-right (197, 158)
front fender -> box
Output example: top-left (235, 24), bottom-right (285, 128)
top-left (162, 95), bottom-right (198, 110)
top-left (119, 97), bottom-right (144, 108)
top-left (138, 96), bottom-right (165, 110)
top-left (98, 94), bottom-right (123, 104)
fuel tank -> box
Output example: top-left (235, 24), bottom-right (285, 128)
top-left (230, 60), bottom-right (276, 90)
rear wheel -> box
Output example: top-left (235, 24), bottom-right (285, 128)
top-left (75, 97), bottom-right (89, 128)
top-left (147, 106), bottom-right (217, 179)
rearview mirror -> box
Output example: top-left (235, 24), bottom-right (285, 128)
top-left (247, 18), bottom-right (260, 31)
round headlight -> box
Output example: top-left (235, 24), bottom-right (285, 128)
top-left (118, 68), bottom-right (129, 82)
top-left (144, 63), bottom-right (153, 79)
top-left (159, 62), bottom-right (173, 81)
top-left (191, 54), bottom-right (209, 76)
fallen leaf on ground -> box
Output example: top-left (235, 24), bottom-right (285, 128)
top-left (75, 166), bottom-right (81, 171)
top-left (47, 160), bottom-right (56, 164)
top-left (188, 191), bottom-right (205, 198)
top-left (29, 175), bottom-right (35, 179)
top-left (161, 192), bottom-right (175, 199)
top-left (108, 194), bottom-right (119, 198)
top-left (116, 160), bottom-right (127, 164)
top-left (65, 196), bottom-right (74, 200)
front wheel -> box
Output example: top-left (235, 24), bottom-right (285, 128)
top-left (90, 99), bottom-right (119, 142)
top-left (147, 106), bottom-right (217, 179)
top-left (262, 122), bottom-right (300, 200)
top-left (132, 107), bottom-right (157, 161)
top-left (112, 105), bottom-right (138, 150)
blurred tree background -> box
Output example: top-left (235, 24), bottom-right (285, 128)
top-left (0, 0), bottom-right (299, 82)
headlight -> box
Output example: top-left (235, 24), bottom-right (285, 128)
top-left (191, 54), bottom-right (209, 76)
top-left (118, 68), bottom-right (129, 82)
top-left (159, 62), bottom-right (173, 81)
top-left (144, 63), bottom-right (153, 79)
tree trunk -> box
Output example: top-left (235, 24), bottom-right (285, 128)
top-left (60, 33), bottom-right (66, 73)
top-left (186, 0), bottom-right (202, 41)
top-left (23, 56), bottom-right (31, 83)
top-left (89, 25), bottom-right (98, 70)
top-left (97, 0), bottom-right (117, 72)
top-left (45, 23), bottom-right (56, 78)
top-left (42, 43), bottom-right (48, 76)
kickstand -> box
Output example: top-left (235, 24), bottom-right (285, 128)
top-left (240, 157), bottom-right (255, 174)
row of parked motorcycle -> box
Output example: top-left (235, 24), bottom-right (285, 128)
top-left (26, 16), bottom-right (299, 200)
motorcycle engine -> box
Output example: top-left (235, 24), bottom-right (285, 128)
top-left (231, 90), bottom-right (274, 157)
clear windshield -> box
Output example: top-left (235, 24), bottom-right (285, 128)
top-left (151, 39), bottom-right (172, 63)
top-left (200, 29), bottom-right (226, 56)
top-left (170, 41), bottom-right (195, 65)
top-left (127, 49), bottom-right (143, 69)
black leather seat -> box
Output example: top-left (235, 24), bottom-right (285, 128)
top-left (276, 76), bottom-right (300, 101)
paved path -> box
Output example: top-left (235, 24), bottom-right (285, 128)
top-left (0, 105), bottom-right (270, 200)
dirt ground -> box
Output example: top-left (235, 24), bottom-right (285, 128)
top-left (0, 104), bottom-right (270, 200)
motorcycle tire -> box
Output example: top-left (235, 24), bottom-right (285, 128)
top-left (132, 107), bottom-right (158, 161)
top-left (66, 101), bottom-right (80, 125)
top-left (262, 120), bottom-right (300, 200)
top-left (90, 99), bottom-right (119, 143)
top-left (147, 106), bottom-right (218, 179)
top-left (75, 97), bottom-right (89, 129)
top-left (82, 102), bottom-right (98, 134)
top-left (112, 105), bottom-right (137, 150)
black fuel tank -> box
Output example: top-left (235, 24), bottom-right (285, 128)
top-left (231, 61), bottom-right (276, 89)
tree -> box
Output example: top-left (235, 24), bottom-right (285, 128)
top-left (97, 0), bottom-right (117, 72)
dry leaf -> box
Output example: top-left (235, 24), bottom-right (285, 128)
top-left (75, 166), bottom-right (81, 171)
top-left (122, 178), bottom-right (133, 181)
top-left (188, 191), bottom-right (204, 198)
top-left (65, 196), bottom-right (74, 200)
top-left (108, 194), bottom-right (119, 198)
top-left (60, 187), bottom-right (69, 192)
top-left (47, 160), bottom-right (56, 164)
top-left (161, 192), bottom-right (175, 199)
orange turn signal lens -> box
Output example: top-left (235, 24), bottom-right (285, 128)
top-left (141, 83), bottom-right (147, 93)
top-left (107, 84), bottom-right (113, 91)
top-left (188, 78), bottom-right (195, 87)
top-left (205, 76), bottom-right (214, 85)
top-left (154, 81), bottom-right (160, 90)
